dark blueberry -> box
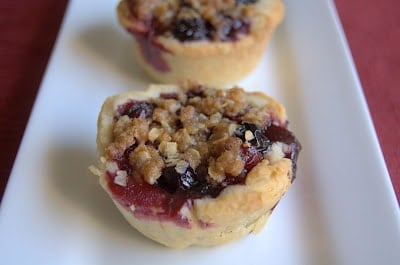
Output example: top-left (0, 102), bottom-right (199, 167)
top-left (235, 123), bottom-right (258, 140)
top-left (158, 167), bottom-right (200, 194)
top-left (158, 167), bottom-right (180, 194)
top-left (219, 17), bottom-right (249, 41)
top-left (173, 17), bottom-right (208, 41)
top-left (236, 0), bottom-right (257, 5)
top-left (188, 164), bottom-right (222, 197)
top-left (252, 130), bottom-right (270, 153)
top-left (191, 183), bottom-right (222, 198)
top-left (157, 164), bottom-right (223, 198)
top-left (117, 101), bottom-right (154, 119)
top-left (179, 168), bottom-right (199, 190)
top-left (236, 123), bottom-right (270, 153)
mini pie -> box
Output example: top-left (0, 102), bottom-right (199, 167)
top-left (117, 0), bottom-right (284, 85)
top-left (91, 83), bottom-right (301, 248)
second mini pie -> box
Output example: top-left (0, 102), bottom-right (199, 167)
top-left (117, 0), bottom-right (284, 85)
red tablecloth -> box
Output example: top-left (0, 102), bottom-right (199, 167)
top-left (0, 0), bottom-right (399, 204)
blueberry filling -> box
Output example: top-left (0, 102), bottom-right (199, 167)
top-left (125, 0), bottom-right (258, 42)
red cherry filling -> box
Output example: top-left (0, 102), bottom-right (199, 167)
top-left (106, 171), bottom-right (191, 227)
top-left (240, 145), bottom-right (263, 171)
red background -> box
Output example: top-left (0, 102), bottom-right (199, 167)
top-left (0, 0), bottom-right (399, 204)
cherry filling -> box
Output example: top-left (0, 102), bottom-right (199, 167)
top-left (106, 94), bottom-right (301, 227)
top-left (132, 33), bottom-right (171, 73)
top-left (240, 146), bottom-right (263, 171)
top-left (106, 171), bottom-right (190, 227)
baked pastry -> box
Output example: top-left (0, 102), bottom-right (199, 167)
top-left (90, 83), bottom-right (301, 248)
top-left (117, 0), bottom-right (284, 85)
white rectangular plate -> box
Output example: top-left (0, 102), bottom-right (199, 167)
top-left (1, 0), bottom-right (399, 264)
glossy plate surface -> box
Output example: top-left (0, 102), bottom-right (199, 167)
top-left (1, 0), bottom-right (399, 264)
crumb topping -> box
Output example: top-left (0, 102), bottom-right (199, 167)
top-left (104, 83), bottom-right (300, 199)
top-left (122, 0), bottom-right (259, 41)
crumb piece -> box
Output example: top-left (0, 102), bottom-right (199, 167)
top-left (175, 160), bottom-right (189, 174)
top-left (158, 141), bottom-right (178, 157)
top-left (266, 142), bottom-right (285, 163)
top-left (129, 144), bottom-right (164, 184)
top-left (182, 148), bottom-right (201, 169)
top-left (152, 107), bottom-right (176, 132)
top-left (208, 137), bottom-right (244, 182)
top-left (159, 141), bottom-right (180, 167)
top-left (106, 161), bottom-right (119, 174)
top-left (148, 127), bottom-right (163, 142)
top-left (114, 170), bottom-right (128, 186)
top-left (209, 112), bottom-right (222, 124)
top-left (172, 128), bottom-right (195, 152)
top-left (113, 115), bottom-right (131, 137)
top-left (245, 130), bottom-right (255, 141)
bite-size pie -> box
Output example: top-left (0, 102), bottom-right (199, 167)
top-left (90, 83), bottom-right (301, 248)
top-left (117, 0), bottom-right (284, 85)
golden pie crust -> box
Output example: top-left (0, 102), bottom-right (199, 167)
top-left (117, 0), bottom-right (284, 86)
top-left (91, 84), bottom-right (295, 248)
